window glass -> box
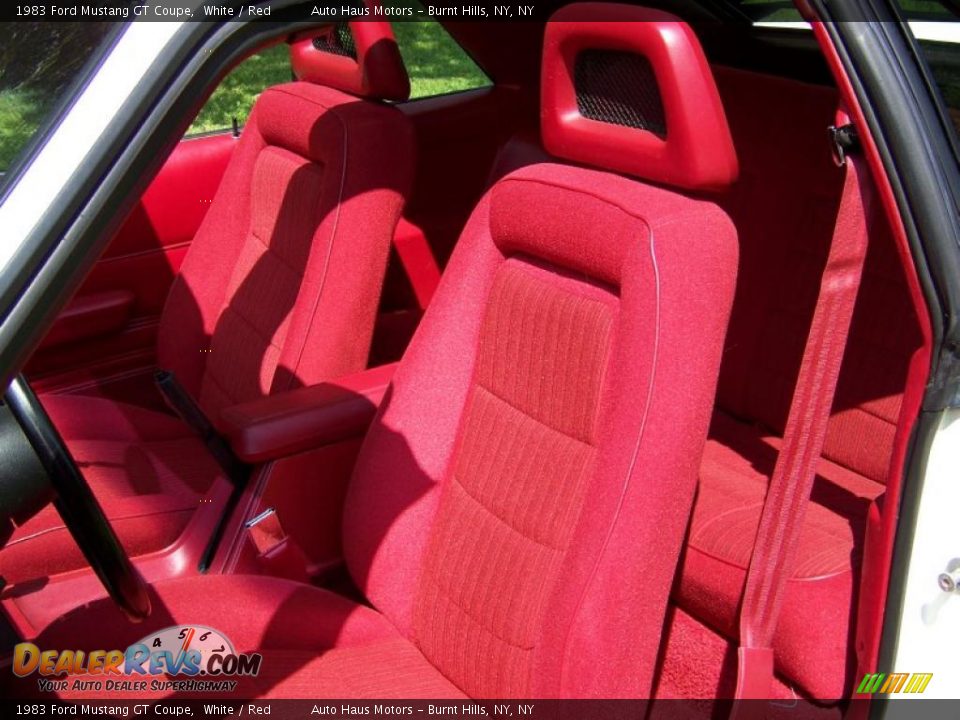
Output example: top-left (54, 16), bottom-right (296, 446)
top-left (728, 0), bottom-right (803, 22)
top-left (727, 1), bottom-right (960, 136)
top-left (390, 4), bottom-right (491, 99)
top-left (916, 37), bottom-right (960, 133)
top-left (895, 3), bottom-right (960, 134)
top-left (732, 0), bottom-right (956, 22)
top-left (187, 44), bottom-right (290, 135)
top-left (186, 11), bottom-right (490, 135)
top-left (898, 0), bottom-right (958, 19)
top-left (0, 22), bottom-right (114, 173)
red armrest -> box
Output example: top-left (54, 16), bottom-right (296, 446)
top-left (219, 363), bottom-right (397, 464)
top-left (41, 290), bottom-right (135, 349)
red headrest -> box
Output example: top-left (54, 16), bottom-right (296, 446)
top-left (541, 3), bottom-right (738, 192)
top-left (289, 7), bottom-right (410, 102)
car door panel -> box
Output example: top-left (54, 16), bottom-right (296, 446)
top-left (27, 131), bottom-right (237, 395)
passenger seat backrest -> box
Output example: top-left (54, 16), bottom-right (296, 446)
top-left (157, 18), bottom-right (413, 421)
top-left (343, 5), bottom-right (739, 698)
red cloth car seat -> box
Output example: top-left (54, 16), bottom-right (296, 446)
top-left (26, 4), bottom-right (739, 700)
top-left (0, 21), bottom-right (414, 585)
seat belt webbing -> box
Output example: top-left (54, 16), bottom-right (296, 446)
top-left (734, 128), bottom-right (871, 699)
top-left (155, 370), bottom-right (252, 572)
top-left (155, 369), bottom-right (250, 486)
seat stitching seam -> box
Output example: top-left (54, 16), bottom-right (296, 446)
top-left (473, 383), bottom-right (594, 447)
top-left (280, 110), bottom-right (348, 389)
top-left (451, 472), bottom-right (567, 552)
top-left (499, 175), bottom-right (683, 227)
top-left (219, 303), bottom-right (284, 353)
top-left (203, 368), bottom-right (241, 405)
top-left (250, 229), bottom-right (310, 279)
top-left (558, 221), bottom-right (661, 690)
top-left (423, 573), bottom-right (536, 651)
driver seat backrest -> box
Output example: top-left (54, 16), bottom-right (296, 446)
top-left (343, 4), bottom-right (740, 697)
top-left (0, 18), bottom-right (413, 588)
top-left (157, 17), bottom-right (413, 422)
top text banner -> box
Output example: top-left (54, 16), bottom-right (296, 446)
top-left (5, 0), bottom-right (552, 22)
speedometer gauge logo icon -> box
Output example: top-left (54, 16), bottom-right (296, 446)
top-left (132, 625), bottom-right (235, 675)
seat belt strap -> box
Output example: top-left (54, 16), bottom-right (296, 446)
top-left (735, 124), bottom-right (871, 699)
top-left (155, 370), bottom-right (253, 572)
top-left (155, 370), bottom-right (250, 487)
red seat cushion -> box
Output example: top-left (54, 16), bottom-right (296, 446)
top-left (675, 411), bottom-right (883, 699)
top-left (40, 394), bottom-right (190, 442)
top-left (18, 154), bottom-right (739, 699)
top-left (22, 575), bottom-right (462, 700)
top-left (342, 157), bottom-right (737, 698)
top-left (339, 7), bottom-right (738, 696)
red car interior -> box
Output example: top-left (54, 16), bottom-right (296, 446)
top-left (219, 361), bottom-right (396, 464)
top-left (654, 69), bottom-right (927, 703)
top-left (0, 21), bottom-right (415, 584)
top-left (26, 132), bottom-right (237, 406)
top-left (541, 4), bottom-right (738, 191)
top-left (0, 1), bottom-right (934, 707)
top-left (19, 3), bottom-right (740, 699)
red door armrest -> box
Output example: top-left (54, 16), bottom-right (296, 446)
top-left (41, 290), bottom-right (135, 349)
top-left (219, 363), bottom-right (397, 463)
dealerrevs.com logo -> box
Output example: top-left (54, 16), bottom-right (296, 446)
top-left (12, 625), bottom-right (262, 694)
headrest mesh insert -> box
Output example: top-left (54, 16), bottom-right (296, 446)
top-left (574, 50), bottom-right (667, 138)
top-left (312, 23), bottom-right (357, 59)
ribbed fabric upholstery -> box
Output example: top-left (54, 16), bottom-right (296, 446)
top-left (822, 224), bottom-right (923, 481)
top-left (710, 68), bottom-right (844, 436)
top-left (678, 412), bottom-right (884, 682)
top-left (50, 644), bottom-right (463, 700)
top-left (692, 413), bottom-right (884, 579)
top-left (414, 261), bottom-right (616, 696)
top-left (161, 82), bottom-right (414, 418)
top-left (429, 67), bottom-right (923, 701)
top-left (26, 575), bottom-right (462, 700)
top-left (250, 643), bottom-right (463, 699)
top-left (344, 160), bottom-right (738, 698)
top-left (23, 155), bottom-right (737, 702)
top-left (9, 81), bottom-right (413, 583)
top-left (198, 146), bottom-right (326, 412)
top-left (709, 67), bottom-right (923, 487)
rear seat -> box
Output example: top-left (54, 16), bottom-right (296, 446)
top-left (486, 66), bottom-right (924, 700)
top-left (671, 67), bottom-right (926, 700)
